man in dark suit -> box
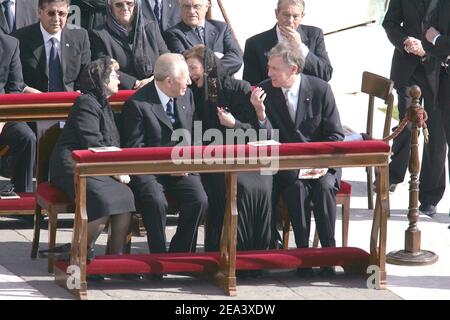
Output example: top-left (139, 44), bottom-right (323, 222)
top-left (164, 0), bottom-right (242, 75)
top-left (383, 0), bottom-right (441, 216)
top-left (0, 0), bottom-right (39, 35)
top-left (251, 41), bottom-right (344, 275)
top-left (141, 0), bottom-right (180, 32)
top-left (14, 0), bottom-right (90, 93)
top-left (0, 34), bottom-right (37, 193)
top-left (424, 1), bottom-right (450, 217)
top-left (121, 53), bottom-right (208, 254)
top-left (243, 0), bottom-right (332, 85)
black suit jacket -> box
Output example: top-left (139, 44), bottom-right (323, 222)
top-left (0, 0), bottom-right (38, 35)
top-left (164, 20), bottom-right (243, 75)
top-left (141, 0), bottom-right (181, 32)
top-left (261, 74), bottom-right (343, 182)
top-left (427, 1), bottom-right (450, 60)
top-left (0, 33), bottom-right (25, 93)
top-left (243, 24), bottom-right (333, 85)
top-left (121, 81), bottom-right (195, 148)
top-left (13, 23), bottom-right (91, 92)
top-left (382, 0), bottom-right (439, 93)
top-left (90, 21), bottom-right (169, 89)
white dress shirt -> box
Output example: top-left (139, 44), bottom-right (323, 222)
top-left (281, 74), bottom-right (302, 121)
top-left (40, 23), bottom-right (62, 67)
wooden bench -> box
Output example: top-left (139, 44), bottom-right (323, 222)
top-left (55, 141), bottom-right (390, 299)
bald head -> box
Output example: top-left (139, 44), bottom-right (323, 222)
top-left (154, 53), bottom-right (191, 98)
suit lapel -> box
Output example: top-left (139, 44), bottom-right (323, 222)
top-left (180, 22), bottom-right (201, 47)
top-left (61, 28), bottom-right (70, 81)
top-left (298, 25), bottom-right (310, 48)
top-left (29, 24), bottom-right (48, 79)
top-left (294, 76), bottom-right (312, 128)
top-left (267, 26), bottom-right (278, 51)
top-left (148, 82), bottom-right (174, 130)
top-left (0, 8), bottom-right (8, 34)
top-left (175, 96), bottom-right (189, 129)
top-left (413, 0), bottom-right (425, 15)
top-left (204, 20), bottom-right (217, 49)
top-left (271, 87), bottom-right (295, 128)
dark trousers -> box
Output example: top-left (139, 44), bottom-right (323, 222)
top-left (275, 169), bottom-right (340, 248)
top-left (130, 173), bottom-right (208, 254)
top-left (0, 122), bottom-right (36, 192)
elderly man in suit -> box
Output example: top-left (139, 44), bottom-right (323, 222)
top-left (121, 53), bottom-right (208, 255)
top-left (251, 41), bottom-right (344, 276)
top-left (164, 0), bottom-right (242, 75)
top-left (0, 0), bottom-right (39, 35)
top-left (0, 33), bottom-right (39, 193)
top-left (13, 0), bottom-right (90, 139)
top-left (243, 0), bottom-right (332, 85)
top-left (383, 0), bottom-right (441, 216)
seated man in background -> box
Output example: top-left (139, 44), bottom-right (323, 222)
top-left (0, 33), bottom-right (40, 194)
top-left (164, 0), bottom-right (242, 75)
top-left (243, 0), bottom-right (332, 85)
top-left (250, 42), bottom-right (344, 276)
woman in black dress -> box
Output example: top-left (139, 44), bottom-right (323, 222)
top-left (90, 0), bottom-right (169, 90)
top-left (184, 45), bottom-right (272, 252)
top-left (49, 57), bottom-right (135, 257)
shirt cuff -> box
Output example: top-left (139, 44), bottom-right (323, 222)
top-left (258, 119), bottom-right (268, 128)
top-left (432, 34), bottom-right (441, 46)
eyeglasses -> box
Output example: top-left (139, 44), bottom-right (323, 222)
top-left (181, 4), bottom-right (207, 11)
top-left (113, 1), bottom-right (135, 9)
top-left (43, 9), bottom-right (68, 18)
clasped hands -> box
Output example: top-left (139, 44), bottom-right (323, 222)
top-left (403, 36), bottom-right (426, 57)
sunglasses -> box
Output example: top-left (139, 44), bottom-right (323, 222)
top-left (113, 1), bottom-right (135, 9)
top-left (43, 9), bottom-right (68, 18)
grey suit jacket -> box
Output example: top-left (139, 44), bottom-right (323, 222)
top-left (0, 33), bottom-right (25, 93)
top-left (0, 0), bottom-right (38, 34)
top-left (164, 19), bottom-right (243, 75)
top-left (141, 0), bottom-right (181, 32)
top-left (243, 24), bottom-right (333, 85)
top-left (13, 22), bottom-right (91, 92)
top-left (121, 81), bottom-right (195, 148)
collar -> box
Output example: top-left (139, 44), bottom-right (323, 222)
top-left (282, 74), bottom-right (301, 98)
top-left (40, 23), bottom-right (62, 44)
top-left (154, 81), bottom-right (172, 108)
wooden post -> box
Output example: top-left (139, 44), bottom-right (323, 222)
top-left (386, 85), bottom-right (438, 266)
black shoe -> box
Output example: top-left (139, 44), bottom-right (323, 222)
top-left (39, 243), bottom-right (71, 258)
top-left (86, 274), bottom-right (105, 282)
top-left (296, 267), bottom-right (314, 278)
top-left (419, 204), bottom-right (436, 217)
top-left (318, 266), bottom-right (336, 277)
top-left (148, 273), bottom-right (164, 281)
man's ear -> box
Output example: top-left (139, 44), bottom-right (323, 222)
top-left (290, 65), bottom-right (298, 75)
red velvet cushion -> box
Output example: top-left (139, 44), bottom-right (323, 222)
top-left (0, 90), bottom-right (134, 105)
top-left (37, 182), bottom-right (71, 204)
top-left (72, 141), bottom-right (390, 163)
top-left (54, 247), bottom-right (369, 275)
top-left (0, 193), bottom-right (35, 211)
top-left (338, 181), bottom-right (352, 195)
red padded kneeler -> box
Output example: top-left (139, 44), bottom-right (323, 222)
top-left (0, 193), bottom-right (35, 211)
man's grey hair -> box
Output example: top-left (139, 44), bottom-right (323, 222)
top-left (277, 0), bottom-right (305, 11)
top-left (154, 53), bottom-right (187, 81)
top-left (267, 41), bottom-right (305, 74)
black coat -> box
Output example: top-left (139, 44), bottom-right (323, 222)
top-left (0, 33), bottom-right (25, 93)
top-left (382, 0), bottom-right (439, 94)
top-left (243, 24), bottom-right (333, 85)
top-left (0, 0), bottom-right (38, 35)
top-left (164, 20), bottom-right (243, 75)
top-left (90, 21), bottom-right (169, 89)
top-left (13, 23), bottom-right (91, 92)
top-left (49, 93), bottom-right (120, 179)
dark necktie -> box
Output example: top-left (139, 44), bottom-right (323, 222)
top-left (166, 98), bottom-right (176, 124)
top-left (153, 0), bottom-right (162, 30)
top-left (48, 38), bottom-right (64, 92)
top-left (196, 26), bottom-right (205, 44)
top-left (2, 0), bottom-right (14, 34)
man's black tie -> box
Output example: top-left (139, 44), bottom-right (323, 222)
top-left (196, 26), bottom-right (205, 44)
top-left (153, 0), bottom-right (162, 30)
top-left (2, 0), bottom-right (14, 34)
top-left (48, 38), bottom-right (64, 92)
top-left (166, 98), bottom-right (176, 124)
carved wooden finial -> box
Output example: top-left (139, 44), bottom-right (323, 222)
top-left (410, 85), bottom-right (422, 100)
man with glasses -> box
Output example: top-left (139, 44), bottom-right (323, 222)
top-left (13, 0), bottom-right (90, 138)
top-left (243, 0), bottom-right (332, 85)
top-left (0, 0), bottom-right (39, 35)
top-left (164, 0), bottom-right (242, 75)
